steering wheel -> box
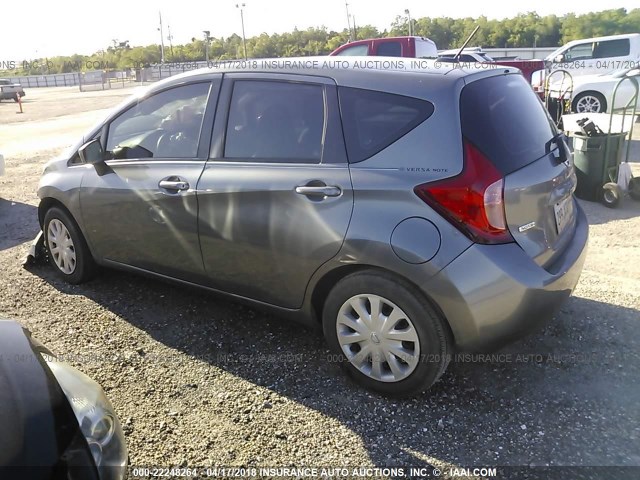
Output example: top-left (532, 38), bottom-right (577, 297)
top-left (156, 131), bottom-right (193, 158)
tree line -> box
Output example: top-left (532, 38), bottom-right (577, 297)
top-left (5, 8), bottom-right (639, 75)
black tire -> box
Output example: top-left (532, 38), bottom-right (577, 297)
top-left (572, 91), bottom-right (607, 113)
top-left (629, 177), bottom-right (640, 201)
top-left (601, 182), bottom-right (621, 208)
top-left (43, 207), bottom-right (97, 284)
top-left (322, 270), bottom-right (452, 397)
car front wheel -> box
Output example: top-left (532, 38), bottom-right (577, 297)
top-left (322, 270), bottom-right (452, 396)
top-left (44, 207), bottom-right (96, 284)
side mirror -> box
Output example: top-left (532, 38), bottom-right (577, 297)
top-left (554, 54), bottom-right (565, 63)
top-left (78, 139), bottom-right (105, 165)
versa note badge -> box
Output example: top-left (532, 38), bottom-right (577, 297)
top-left (518, 221), bottom-right (536, 233)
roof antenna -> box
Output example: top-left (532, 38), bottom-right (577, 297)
top-left (454, 26), bottom-right (480, 61)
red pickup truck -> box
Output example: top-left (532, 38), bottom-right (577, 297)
top-left (330, 37), bottom-right (545, 85)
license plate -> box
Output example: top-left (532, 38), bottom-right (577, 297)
top-left (554, 196), bottom-right (574, 234)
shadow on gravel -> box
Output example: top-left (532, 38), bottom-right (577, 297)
top-left (28, 264), bottom-right (640, 468)
top-left (578, 197), bottom-right (640, 225)
top-left (0, 198), bottom-right (39, 251)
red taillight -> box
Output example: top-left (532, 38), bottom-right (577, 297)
top-left (414, 140), bottom-right (514, 244)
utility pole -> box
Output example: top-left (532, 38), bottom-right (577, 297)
top-left (167, 25), bottom-right (174, 60)
top-left (404, 9), bottom-right (413, 37)
top-left (344, 1), bottom-right (352, 42)
top-left (203, 31), bottom-right (211, 63)
top-left (158, 11), bottom-right (166, 63)
top-left (236, 4), bottom-right (247, 60)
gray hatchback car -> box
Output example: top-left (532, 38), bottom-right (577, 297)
top-left (37, 58), bottom-right (588, 396)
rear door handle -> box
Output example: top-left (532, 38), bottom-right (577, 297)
top-left (159, 177), bottom-right (189, 192)
top-left (295, 185), bottom-right (342, 197)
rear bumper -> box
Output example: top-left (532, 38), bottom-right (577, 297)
top-left (424, 202), bottom-right (589, 351)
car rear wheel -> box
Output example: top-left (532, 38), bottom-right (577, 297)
top-left (572, 92), bottom-right (607, 113)
top-left (44, 207), bottom-right (96, 284)
top-left (322, 270), bottom-right (451, 396)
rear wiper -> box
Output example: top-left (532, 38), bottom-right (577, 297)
top-left (546, 133), bottom-right (569, 164)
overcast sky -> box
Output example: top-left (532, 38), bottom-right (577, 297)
top-left (1, 0), bottom-right (637, 60)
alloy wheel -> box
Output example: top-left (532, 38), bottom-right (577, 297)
top-left (575, 95), bottom-right (603, 113)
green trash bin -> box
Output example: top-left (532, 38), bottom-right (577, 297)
top-left (572, 132), bottom-right (626, 201)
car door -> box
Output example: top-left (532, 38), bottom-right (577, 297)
top-left (80, 78), bottom-right (220, 282)
top-left (197, 73), bottom-right (353, 308)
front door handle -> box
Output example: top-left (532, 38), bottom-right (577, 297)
top-left (295, 185), bottom-right (342, 198)
top-left (159, 177), bottom-right (189, 192)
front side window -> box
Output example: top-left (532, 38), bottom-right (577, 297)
top-left (106, 82), bottom-right (211, 159)
top-left (564, 43), bottom-right (594, 61)
top-left (224, 81), bottom-right (325, 163)
top-left (335, 44), bottom-right (369, 56)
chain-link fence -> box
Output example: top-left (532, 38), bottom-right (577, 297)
top-left (78, 71), bottom-right (138, 91)
top-left (9, 73), bottom-right (81, 88)
top-left (8, 62), bottom-right (212, 92)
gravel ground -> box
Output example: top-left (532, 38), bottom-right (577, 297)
top-left (1, 87), bottom-right (640, 480)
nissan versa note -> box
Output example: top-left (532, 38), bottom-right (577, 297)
top-left (36, 58), bottom-right (588, 396)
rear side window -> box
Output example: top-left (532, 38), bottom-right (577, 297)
top-left (224, 80), bottom-right (324, 163)
top-left (338, 87), bottom-right (434, 163)
top-left (593, 39), bottom-right (630, 58)
top-left (375, 42), bottom-right (402, 57)
top-left (460, 74), bottom-right (556, 174)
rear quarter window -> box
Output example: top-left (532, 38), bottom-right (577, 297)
top-left (460, 74), bottom-right (556, 174)
top-left (338, 87), bottom-right (434, 163)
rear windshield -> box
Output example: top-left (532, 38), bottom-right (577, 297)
top-left (460, 74), bottom-right (556, 174)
